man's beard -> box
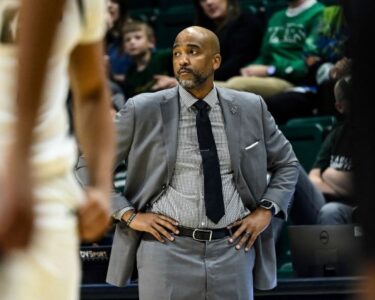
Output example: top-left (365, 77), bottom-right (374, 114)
top-left (176, 70), bottom-right (208, 90)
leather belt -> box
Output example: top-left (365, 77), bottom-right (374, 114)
top-left (178, 225), bottom-right (233, 242)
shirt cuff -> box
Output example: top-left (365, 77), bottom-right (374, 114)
top-left (112, 207), bottom-right (135, 222)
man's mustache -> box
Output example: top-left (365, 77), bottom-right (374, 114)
top-left (178, 68), bottom-right (193, 74)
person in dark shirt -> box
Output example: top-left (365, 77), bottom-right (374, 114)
top-left (105, 0), bottom-right (132, 85)
top-left (194, 0), bottom-right (263, 81)
top-left (309, 77), bottom-right (354, 224)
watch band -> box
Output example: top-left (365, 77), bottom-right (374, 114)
top-left (259, 200), bottom-right (277, 216)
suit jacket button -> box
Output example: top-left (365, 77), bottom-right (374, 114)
top-left (162, 184), bottom-right (167, 190)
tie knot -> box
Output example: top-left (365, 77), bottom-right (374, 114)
top-left (193, 100), bottom-right (209, 112)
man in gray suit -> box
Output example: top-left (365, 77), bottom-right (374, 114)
top-left (82, 26), bottom-right (298, 299)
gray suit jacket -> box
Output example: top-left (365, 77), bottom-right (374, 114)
top-left (78, 86), bottom-right (299, 290)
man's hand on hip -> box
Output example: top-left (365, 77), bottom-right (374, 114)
top-left (122, 211), bottom-right (179, 243)
top-left (227, 207), bottom-right (272, 252)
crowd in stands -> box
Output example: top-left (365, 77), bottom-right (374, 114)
top-left (80, 0), bottom-right (357, 280)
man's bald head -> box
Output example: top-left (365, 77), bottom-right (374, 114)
top-left (172, 26), bottom-right (221, 98)
top-left (174, 26), bottom-right (220, 55)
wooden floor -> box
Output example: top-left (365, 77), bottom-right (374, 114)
top-left (81, 276), bottom-right (364, 300)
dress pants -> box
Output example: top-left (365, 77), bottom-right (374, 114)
top-left (137, 234), bottom-right (256, 300)
top-left (215, 76), bottom-right (294, 99)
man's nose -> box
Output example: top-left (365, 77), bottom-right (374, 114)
top-left (179, 54), bottom-right (189, 66)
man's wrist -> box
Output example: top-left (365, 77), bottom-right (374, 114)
top-left (121, 210), bottom-right (136, 223)
top-left (125, 211), bottom-right (137, 227)
top-left (259, 200), bottom-right (277, 216)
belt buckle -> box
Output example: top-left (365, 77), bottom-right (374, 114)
top-left (192, 229), bottom-right (213, 241)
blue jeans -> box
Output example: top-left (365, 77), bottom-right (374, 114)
top-left (317, 202), bottom-right (354, 224)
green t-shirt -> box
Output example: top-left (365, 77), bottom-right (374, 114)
top-left (124, 49), bottom-right (173, 97)
top-left (251, 1), bottom-right (324, 83)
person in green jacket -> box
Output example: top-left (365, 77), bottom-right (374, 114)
top-left (216, 0), bottom-right (324, 98)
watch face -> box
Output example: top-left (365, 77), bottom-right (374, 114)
top-left (261, 200), bottom-right (273, 208)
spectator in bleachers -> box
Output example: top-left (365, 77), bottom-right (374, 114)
top-left (307, 1), bottom-right (351, 75)
top-left (193, 0), bottom-right (263, 81)
top-left (216, 0), bottom-right (324, 99)
top-left (309, 77), bottom-right (355, 224)
top-left (264, 1), bottom-right (352, 124)
top-left (105, 0), bottom-right (132, 85)
top-left (122, 20), bottom-right (176, 97)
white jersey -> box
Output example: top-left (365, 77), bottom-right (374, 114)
top-left (0, 0), bottom-right (105, 182)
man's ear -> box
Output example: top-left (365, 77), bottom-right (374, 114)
top-left (212, 53), bottom-right (222, 71)
top-left (335, 101), bottom-right (344, 114)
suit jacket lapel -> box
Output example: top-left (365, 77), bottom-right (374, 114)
top-left (160, 87), bottom-right (180, 180)
top-left (217, 88), bottom-right (241, 182)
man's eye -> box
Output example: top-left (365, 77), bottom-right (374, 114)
top-left (173, 52), bottom-right (180, 57)
top-left (190, 49), bottom-right (198, 55)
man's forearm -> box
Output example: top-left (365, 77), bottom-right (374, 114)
top-left (309, 168), bottom-right (337, 196)
top-left (74, 91), bottom-right (114, 191)
top-left (16, 0), bottom-right (66, 155)
top-left (69, 39), bottom-right (115, 193)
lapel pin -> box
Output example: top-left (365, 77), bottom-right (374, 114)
top-left (230, 105), bottom-right (238, 114)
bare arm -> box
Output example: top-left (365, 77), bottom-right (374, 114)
top-left (69, 41), bottom-right (115, 242)
top-left (309, 168), bottom-right (337, 196)
top-left (0, 0), bottom-right (67, 252)
top-left (15, 0), bottom-right (67, 154)
top-left (321, 168), bottom-right (354, 197)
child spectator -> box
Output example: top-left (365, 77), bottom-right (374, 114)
top-left (105, 0), bottom-right (132, 85)
top-left (122, 21), bottom-right (176, 97)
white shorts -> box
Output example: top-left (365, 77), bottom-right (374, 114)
top-left (0, 172), bottom-right (84, 300)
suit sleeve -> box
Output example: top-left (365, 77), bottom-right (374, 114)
top-left (110, 98), bottom-right (136, 214)
top-left (74, 98), bottom-right (136, 215)
top-left (259, 97), bottom-right (299, 219)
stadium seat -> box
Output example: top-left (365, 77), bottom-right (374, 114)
top-left (285, 115), bottom-right (337, 132)
top-left (154, 4), bottom-right (195, 48)
top-left (280, 124), bottom-right (325, 172)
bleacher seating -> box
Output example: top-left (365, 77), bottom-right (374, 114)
top-left (154, 4), bottom-right (195, 48)
top-left (285, 115), bottom-right (337, 133)
top-left (280, 124), bottom-right (325, 172)
top-left (126, 0), bottom-right (339, 49)
top-left (280, 115), bottom-right (336, 172)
